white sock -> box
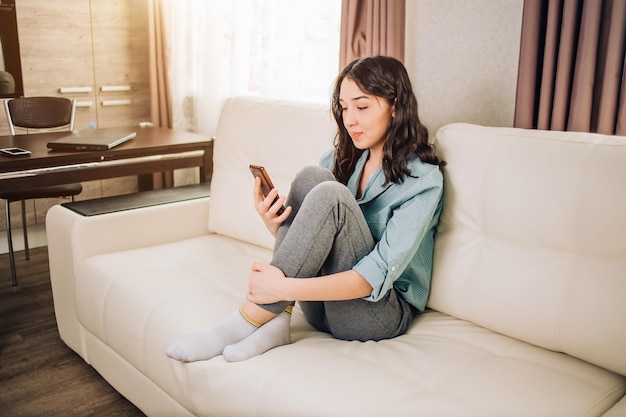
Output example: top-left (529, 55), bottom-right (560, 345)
top-left (223, 307), bottom-right (292, 362)
top-left (166, 308), bottom-right (259, 362)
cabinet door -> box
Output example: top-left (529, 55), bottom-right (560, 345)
top-left (90, 0), bottom-right (150, 128)
top-left (15, 0), bottom-right (98, 130)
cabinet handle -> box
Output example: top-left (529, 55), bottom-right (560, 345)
top-left (75, 100), bottom-right (94, 108)
top-left (59, 86), bottom-right (93, 94)
top-left (101, 85), bottom-right (131, 92)
top-left (101, 99), bottom-right (131, 107)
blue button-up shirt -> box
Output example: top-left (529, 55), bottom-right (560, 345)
top-left (320, 149), bottom-right (444, 311)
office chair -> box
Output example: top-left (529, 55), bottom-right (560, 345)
top-left (2, 97), bottom-right (82, 286)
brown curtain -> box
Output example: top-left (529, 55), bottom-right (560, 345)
top-left (339, 0), bottom-right (406, 70)
top-left (148, 0), bottom-right (174, 189)
top-left (514, 0), bottom-right (626, 135)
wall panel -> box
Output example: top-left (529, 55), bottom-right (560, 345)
top-left (405, 0), bottom-right (524, 135)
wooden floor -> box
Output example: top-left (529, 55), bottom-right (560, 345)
top-left (0, 247), bottom-right (146, 417)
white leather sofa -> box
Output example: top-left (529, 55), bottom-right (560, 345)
top-left (46, 96), bottom-right (626, 416)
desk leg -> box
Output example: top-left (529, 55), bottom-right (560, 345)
top-left (138, 172), bottom-right (174, 191)
top-left (200, 142), bottom-right (214, 183)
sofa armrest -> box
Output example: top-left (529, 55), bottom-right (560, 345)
top-left (46, 197), bottom-right (210, 358)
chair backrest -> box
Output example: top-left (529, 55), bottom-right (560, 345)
top-left (3, 96), bottom-right (76, 135)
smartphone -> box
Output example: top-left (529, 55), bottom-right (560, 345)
top-left (0, 147), bottom-right (31, 156)
top-left (249, 164), bottom-right (285, 215)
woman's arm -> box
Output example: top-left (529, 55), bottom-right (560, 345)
top-left (246, 263), bottom-right (373, 304)
top-left (353, 167), bottom-right (444, 303)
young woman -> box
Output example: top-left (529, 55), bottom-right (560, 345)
top-left (167, 55), bottom-right (445, 363)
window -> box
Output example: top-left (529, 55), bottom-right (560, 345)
top-left (165, 0), bottom-right (341, 135)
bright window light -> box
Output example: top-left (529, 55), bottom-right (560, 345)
top-left (166, 0), bottom-right (341, 135)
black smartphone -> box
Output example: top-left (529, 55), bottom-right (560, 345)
top-left (1, 147), bottom-right (31, 156)
top-left (249, 164), bottom-right (285, 215)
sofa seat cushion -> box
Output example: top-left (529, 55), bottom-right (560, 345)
top-left (74, 234), bottom-right (272, 410)
top-left (73, 235), bottom-right (625, 417)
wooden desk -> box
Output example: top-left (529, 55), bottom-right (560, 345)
top-left (0, 127), bottom-right (213, 193)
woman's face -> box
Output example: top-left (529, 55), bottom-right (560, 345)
top-left (338, 78), bottom-right (394, 155)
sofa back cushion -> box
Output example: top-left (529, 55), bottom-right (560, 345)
top-left (429, 123), bottom-right (626, 376)
top-left (209, 97), bottom-right (335, 249)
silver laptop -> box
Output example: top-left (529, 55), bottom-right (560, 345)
top-left (47, 130), bottom-right (136, 151)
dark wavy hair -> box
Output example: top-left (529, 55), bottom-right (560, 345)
top-left (331, 55), bottom-right (445, 185)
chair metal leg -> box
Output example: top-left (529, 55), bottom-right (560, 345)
top-left (5, 199), bottom-right (17, 286)
top-left (21, 200), bottom-right (30, 260)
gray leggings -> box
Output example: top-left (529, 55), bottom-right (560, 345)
top-left (259, 166), bottom-right (415, 341)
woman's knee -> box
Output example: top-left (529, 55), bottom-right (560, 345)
top-left (306, 180), bottom-right (352, 205)
top-left (288, 166), bottom-right (336, 207)
top-left (292, 166), bottom-right (334, 189)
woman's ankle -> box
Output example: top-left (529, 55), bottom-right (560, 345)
top-left (241, 302), bottom-right (277, 326)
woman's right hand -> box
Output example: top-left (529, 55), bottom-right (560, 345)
top-left (253, 177), bottom-right (291, 237)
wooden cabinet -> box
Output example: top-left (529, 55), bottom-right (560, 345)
top-left (15, 0), bottom-right (150, 130)
top-left (90, 0), bottom-right (151, 129)
top-left (0, 0), bottom-right (151, 239)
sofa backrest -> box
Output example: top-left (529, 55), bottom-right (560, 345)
top-left (209, 96), bottom-right (335, 249)
top-left (429, 123), bottom-right (626, 376)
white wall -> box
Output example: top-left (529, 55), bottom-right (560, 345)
top-left (405, 0), bottom-right (524, 135)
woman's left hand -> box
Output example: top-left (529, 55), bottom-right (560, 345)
top-left (246, 262), bottom-right (289, 304)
